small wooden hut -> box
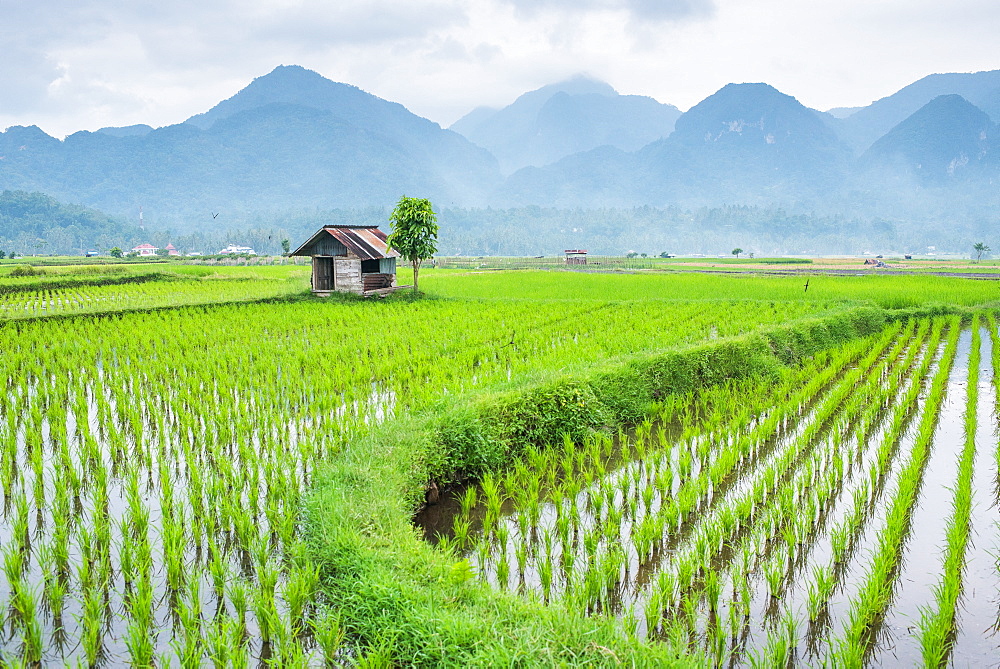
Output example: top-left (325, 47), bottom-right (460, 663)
top-left (564, 249), bottom-right (588, 265)
top-left (292, 225), bottom-right (402, 296)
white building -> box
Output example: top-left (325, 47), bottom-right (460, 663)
top-left (218, 245), bottom-right (257, 255)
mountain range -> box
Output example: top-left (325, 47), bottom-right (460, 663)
top-left (1, 64), bottom-right (999, 239)
top-left (450, 75), bottom-right (681, 174)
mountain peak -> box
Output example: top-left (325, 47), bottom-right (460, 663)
top-left (246, 65), bottom-right (346, 95)
top-left (671, 82), bottom-right (833, 147)
top-left (450, 75), bottom-right (678, 173)
top-left (524, 74), bottom-right (618, 100)
top-left (862, 94), bottom-right (995, 181)
top-left (185, 65), bottom-right (382, 131)
top-left (838, 69), bottom-right (1000, 152)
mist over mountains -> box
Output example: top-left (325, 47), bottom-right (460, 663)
top-left (1, 64), bottom-right (999, 255)
top-left (451, 75), bottom-right (681, 174)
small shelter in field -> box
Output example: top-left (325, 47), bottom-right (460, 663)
top-left (292, 225), bottom-right (402, 296)
top-left (565, 249), bottom-right (588, 265)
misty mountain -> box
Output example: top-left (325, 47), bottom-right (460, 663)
top-left (498, 145), bottom-right (641, 207)
top-left (450, 75), bottom-right (681, 174)
top-left (499, 82), bottom-right (853, 206)
top-left (643, 83), bottom-right (854, 202)
top-left (825, 106), bottom-right (863, 119)
top-left (860, 94), bottom-right (997, 182)
top-left (97, 124), bottom-right (154, 138)
top-left (836, 69), bottom-right (1000, 152)
top-left (0, 66), bottom-right (501, 229)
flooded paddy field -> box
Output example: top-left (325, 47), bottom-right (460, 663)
top-left (420, 315), bottom-right (1000, 667)
top-left (0, 282), bottom-right (836, 666)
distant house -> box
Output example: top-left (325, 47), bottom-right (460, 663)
top-left (165, 243), bottom-right (180, 256)
top-left (218, 245), bottom-right (256, 255)
top-left (291, 225), bottom-right (402, 296)
top-left (565, 249), bottom-right (588, 265)
top-left (132, 243), bottom-right (158, 256)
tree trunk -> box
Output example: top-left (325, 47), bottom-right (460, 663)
top-left (412, 260), bottom-right (420, 293)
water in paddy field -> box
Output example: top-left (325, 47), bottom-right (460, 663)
top-left (844, 329), bottom-right (971, 665)
top-left (415, 321), bottom-right (1000, 667)
top-left (949, 329), bottom-right (1000, 667)
top-left (0, 365), bottom-right (366, 666)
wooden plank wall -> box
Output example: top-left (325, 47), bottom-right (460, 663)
top-left (333, 259), bottom-right (363, 293)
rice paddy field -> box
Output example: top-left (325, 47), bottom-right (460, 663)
top-left (423, 314), bottom-right (1000, 666)
top-left (0, 265), bottom-right (306, 320)
top-left (1, 262), bottom-right (999, 666)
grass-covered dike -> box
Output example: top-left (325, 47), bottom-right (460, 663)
top-left (304, 303), bottom-right (962, 666)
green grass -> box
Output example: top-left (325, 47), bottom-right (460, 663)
top-left (413, 268), bottom-right (1000, 308)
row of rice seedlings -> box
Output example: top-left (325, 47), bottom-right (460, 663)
top-left (990, 312), bottom-right (1000, 488)
top-left (731, 317), bottom-right (942, 662)
top-left (540, 316), bottom-right (936, 660)
top-left (468, 348), bottom-right (829, 600)
top-left (792, 318), bottom-right (937, 629)
top-left (0, 276), bottom-right (301, 320)
top-left (464, 319), bottom-right (904, 638)
top-left (915, 316), bottom-right (981, 664)
top-left (673, 320), bottom-right (927, 659)
top-left (0, 324), bottom-right (338, 663)
top-left (783, 318), bottom-right (944, 661)
top-left (830, 316), bottom-right (961, 665)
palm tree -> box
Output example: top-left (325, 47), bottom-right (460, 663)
top-left (973, 242), bottom-right (990, 263)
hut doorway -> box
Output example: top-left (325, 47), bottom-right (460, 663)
top-left (313, 257), bottom-right (334, 291)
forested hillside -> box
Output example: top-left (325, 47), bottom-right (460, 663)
top-left (0, 190), bottom-right (139, 255)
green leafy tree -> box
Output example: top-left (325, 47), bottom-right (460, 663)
top-left (387, 196), bottom-right (438, 294)
top-left (109, 247), bottom-right (123, 258)
top-left (973, 242), bottom-right (990, 262)
top-left (155, 247), bottom-right (170, 257)
top-left (281, 238), bottom-right (291, 255)
top-left (732, 247), bottom-right (744, 258)
top-left (0, 250), bottom-right (6, 259)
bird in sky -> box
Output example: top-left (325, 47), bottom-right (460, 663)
top-left (212, 212), bottom-right (219, 219)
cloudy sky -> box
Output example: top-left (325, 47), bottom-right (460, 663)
top-left (3, 0), bottom-right (999, 138)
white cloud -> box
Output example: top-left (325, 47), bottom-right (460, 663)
top-left (0, 0), bottom-right (998, 137)
top-left (503, 0), bottom-right (714, 22)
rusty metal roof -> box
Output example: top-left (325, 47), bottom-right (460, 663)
top-left (292, 225), bottom-right (400, 260)
top-left (326, 226), bottom-right (399, 261)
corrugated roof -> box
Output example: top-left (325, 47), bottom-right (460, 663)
top-left (325, 226), bottom-right (399, 261)
top-left (291, 225), bottom-right (400, 260)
